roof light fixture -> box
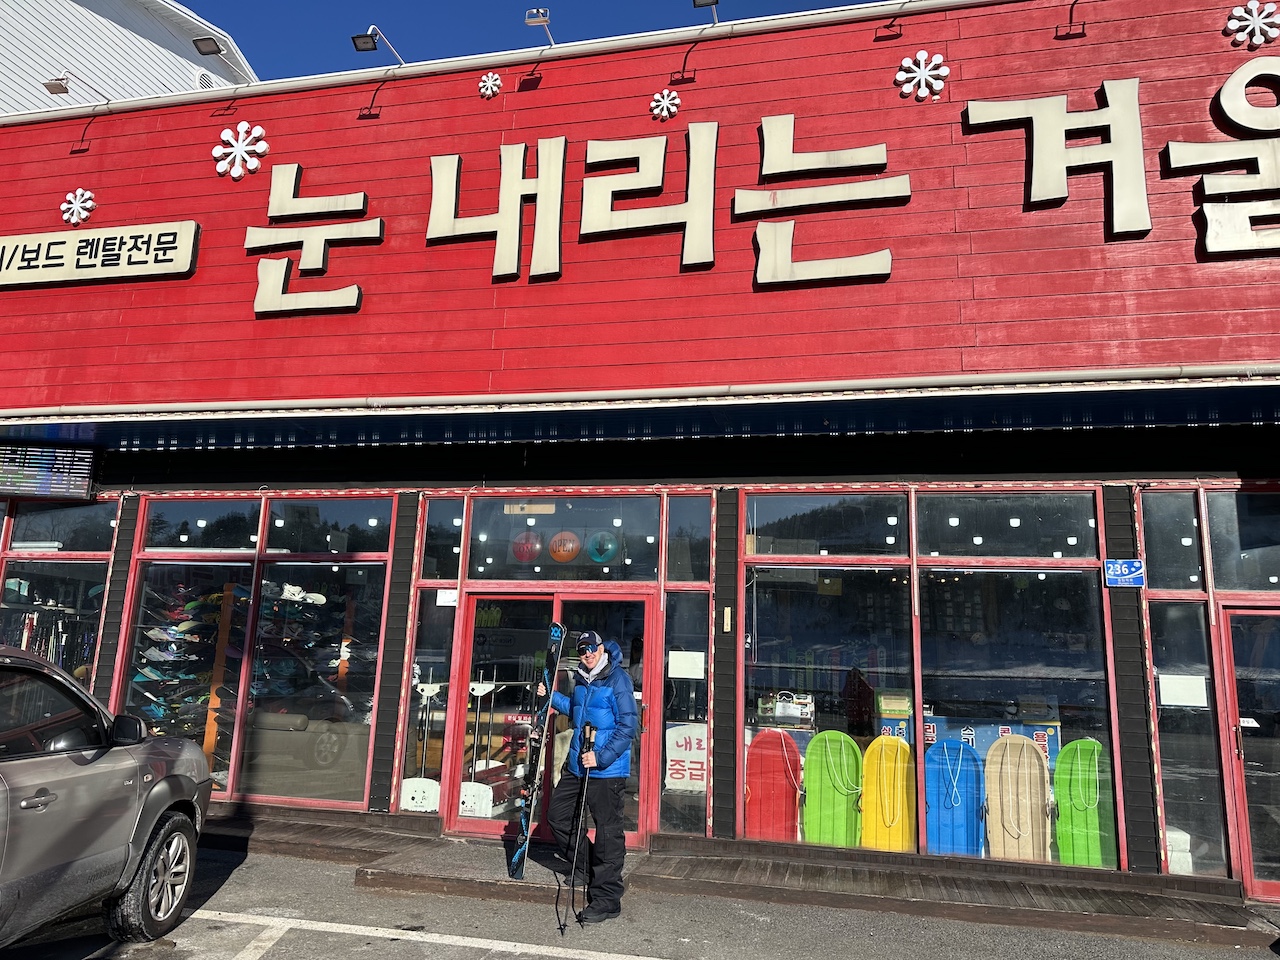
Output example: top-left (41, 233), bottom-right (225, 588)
top-left (525, 8), bottom-right (555, 45)
top-left (42, 70), bottom-right (111, 101)
top-left (352, 24), bottom-right (406, 65)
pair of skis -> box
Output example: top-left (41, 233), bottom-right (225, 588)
top-left (508, 621), bottom-right (567, 880)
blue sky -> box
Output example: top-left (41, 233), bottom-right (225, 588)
top-left (180, 0), bottom-right (850, 81)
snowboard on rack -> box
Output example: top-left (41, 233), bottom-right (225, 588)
top-left (508, 620), bottom-right (567, 879)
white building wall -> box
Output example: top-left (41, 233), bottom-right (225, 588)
top-left (0, 0), bottom-right (257, 115)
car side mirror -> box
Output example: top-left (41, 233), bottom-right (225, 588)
top-left (111, 714), bottom-right (148, 745)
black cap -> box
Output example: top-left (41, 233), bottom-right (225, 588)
top-left (576, 631), bottom-right (603, 654)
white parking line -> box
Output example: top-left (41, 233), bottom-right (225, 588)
top-left (188, 909), bottom-right (667, 960)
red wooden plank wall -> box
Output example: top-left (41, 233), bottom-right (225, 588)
top-left (0, 0), bottom-right (1270, 410)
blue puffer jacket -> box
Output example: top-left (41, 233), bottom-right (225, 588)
top-left (550, 640), bottom-right (638, 779)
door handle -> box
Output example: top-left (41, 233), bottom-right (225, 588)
top-left (1236, 725), bottom-right (1246, 759)
top-left (20, 791), bottom-right (58, 810)
top-left (639, 702), bottom-right (648, 734)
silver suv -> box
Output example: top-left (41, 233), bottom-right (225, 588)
top-left (0, 646), bottom-right (213, 948)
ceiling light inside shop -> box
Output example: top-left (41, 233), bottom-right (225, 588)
top-left (368, 518), bottom-right (379, 527)
top-left (625, 558), bottom-right (632, 564)
top-left (1038, 573), bottom-right (1047, 580)
top-left (179, 534), bottom-right (188, 542)
top-left (453, 518), bottom-right (463, 526)
top-left (1182, 537), bottom-right (1194, 546)
top-left (452, 546), bottom-right (461, 554)
top-left (948, 517), bottom-right (960, 526)
top-left (972, 536), bottom-right (983, 544)
top-left (1066, 536), bottom-right (1078, 545)
top-left (534, 566), bottom-right (541, 572)
top-left (1053, 551), bottom-right (1062, 558)
top-left (250, 534), bottom-right (258, 542)
top-left (197, 519), bottom-right (207, 527)
top-left (820, 549), bottom-right (828, 556)
top-left (602, 566), bottom-right (610, 573)
top-left (612, 518), bottom-right (622, 527)
top-left (1088, 519), bottom-right (1096, 528)
top-left (887, 516), bottom-right (898, 525)
top-left (332, 565), bottom-right (339, 572)
top-left (477, 565), bottom-right (485, 572)
top-left (275, 518), bottom-right (284, 527)
top-left (1009, 517), bottom-right (1021, 527)
top-left (646, 536), bottom-right (655, 544)
top-left (527, 517), bottom-right (537, 526)
top-left (486, 557), bottom-right (494, 564)
top-left (886, 536), bottom-right (896, 544)
top-left (1272, 576), bottom-right (1279, 584)
top-left (478, 533), bottom-right (488, 541)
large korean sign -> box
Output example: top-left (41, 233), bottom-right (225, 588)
top-left (0, 0), bottom-right (1276, 413)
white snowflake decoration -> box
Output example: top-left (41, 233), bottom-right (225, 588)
top-left (479, 72), bottom-right (503, 99)
top-left (650, 89), bottom-right (681, 121)
top-left (59, 188), bottom-right (96, 226)
top-left (895, 50), bottom-right (951, 101)
top-left (1228, 0), bottom-right (1280, 45)
top-left (212, 121), bottom-right (269, 181)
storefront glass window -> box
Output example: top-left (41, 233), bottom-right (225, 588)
top-left (1149, 602), bottom-right (1227, 876)
top-left (238, 562), bottom-right (384, 803)
top-left (11, 500), bottom-right (117, 552)
top-left (399, 591), bottom-right (456, 814)
top-left (919, 569), bottom-right (1116, 867)
top-left (1207, 492), bottom-right (1280, 590)
top-left (662, 592), bottom-right (710, 834)
top-left (422, 498), bottom-right (464, 579)
top-left (467, 497), bottom-right (660, 581)
top-left (744, 567), bottom-right (914, 849)
top-left (265, 498), bottom-right (393, 554)
top-left (0, 561), bottom-right (108, 680)
top-left (123, 562), bottom-right (253, 791)
top-left (745, 495), bottom-right (908, 557)
top-left (667, 496), bottom-right (712, 581)
top-left (145, 500), bottom-right (260, 550)
top-left (1142, 492), bottom-right (1204, 590)
top-left (917, 494), bottom-right (1097, 558)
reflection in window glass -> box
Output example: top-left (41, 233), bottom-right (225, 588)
top-left (266, 499), bottom-right (393, 554)
top-left (123, 563), bottom-right (253, 791)
top-left (917, 494), bottom-right (1098, 558)
top-left (0, 668), bottom-right (104, 758)
top-left (919, 569), bottom-right (1116, 867)
top-left (667, 496), bottom-right (712, 581)
top-left (457, 598), bottom-right (553, 820)
top-left (1207, 492), bottom-right (1280, 590)
top-left (146, 500), bottom-right (260, 550)
top-left (238, 562), bottom-right (385, 803)
top-left (1149, 602), bottom-right (1227, 877)
top-left (1143, 493), bottom-right (1203, 590)
top-left (0, 561), bottom-right (108, 682)
top-left (744, 567), bottom-right (915, 851)
top-left (422, 498), bottom-right (464, 580)
top-left (745, 495), bottom-right (908, 557)
top-left (468, 497), bottom-right (660, 581)
top-left (662, 592), bottom-right (710, 835)
top-left (400, 591), bottom-right (456, 814)
top-left (11, 501), bottom-right (118, 552)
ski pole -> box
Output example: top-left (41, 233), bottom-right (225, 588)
top-left (568, 723), bottom-right (596, 921)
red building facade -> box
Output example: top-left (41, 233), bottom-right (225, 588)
top-left (2, 0), bottom-right (1280, 900)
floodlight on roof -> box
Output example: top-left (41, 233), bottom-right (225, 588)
top-left (525, 8), bottom-right (555, 45)
top-left (41, 70), bottom-right (110, 101)
top-left (352, 24), bottom-right (406, 65)
top-left (192, 37), bottom-right (254, 83)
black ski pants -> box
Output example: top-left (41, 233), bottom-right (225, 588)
top-left (547, 771), bottom-right (626, 911)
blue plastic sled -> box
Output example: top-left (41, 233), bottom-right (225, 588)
top-left (925, 739), bottom-right (985, 857)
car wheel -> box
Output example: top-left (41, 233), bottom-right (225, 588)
top-left (306, 720), bottom-right (345, 769)
top-left (104, 811), bottom-right (197, 943)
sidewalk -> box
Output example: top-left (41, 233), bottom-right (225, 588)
top-left (199, 807), bottom-right (1280, 950)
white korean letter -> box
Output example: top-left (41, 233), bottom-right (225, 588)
top-left (243, 163), bottom-right (384, 315)
top-left (579, 123), bottom-right (718, 267)
top-left (427, 137), bottom-right (567, 279)
top-left (967, 79), bottom-right (1152, 235)
top-left (1168, 57), bottom-right (1280, 253)
top-left (733, 114), bottom-right (911, 285)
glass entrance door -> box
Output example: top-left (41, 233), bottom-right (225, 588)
top-left (447, 593), bottom-right (657, 846)
top-left (1224, 611), bottom-right (1280, 897)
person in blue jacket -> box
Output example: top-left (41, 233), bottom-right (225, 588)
top-left (538, 630), bottom-right (638, 924)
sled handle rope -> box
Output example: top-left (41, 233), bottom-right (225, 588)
top-left (1000, 738), bottom-right (1030, 840)
top-left (942, 742), bottom-right (964, 809)
top-left (879, 738), bottom-right (906, 829)
top-left (824, 734), bottom-right (862, 798)
top-left (1070, 738), bottom-right (1101, 811)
